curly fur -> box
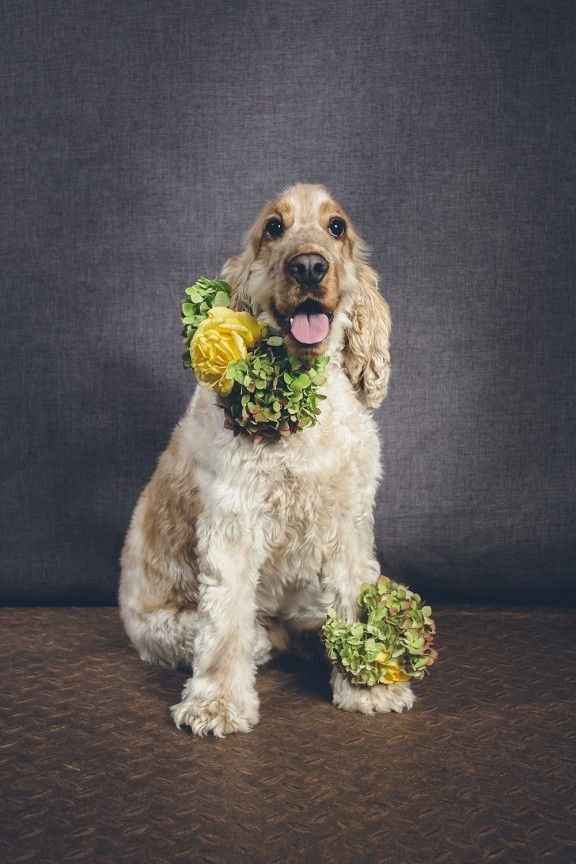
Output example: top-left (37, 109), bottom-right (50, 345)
top-left (119, 183), bottom-right (413, 736)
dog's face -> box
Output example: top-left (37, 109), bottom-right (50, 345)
top-left (222, 182), bottom-right (392, 407)
top-left (223, 183), bottom-right (364, 357)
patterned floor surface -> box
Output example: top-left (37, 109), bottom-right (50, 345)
top-left (1, 606), bottom-right (575, 864)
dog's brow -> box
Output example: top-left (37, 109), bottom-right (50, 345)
top-left (273, 199), bottom-right (293, 226)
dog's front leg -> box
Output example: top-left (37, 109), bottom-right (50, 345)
top-left (322, 521), bottom-right (415, 716)
top-left (171, 524), bottom-right (263, 737)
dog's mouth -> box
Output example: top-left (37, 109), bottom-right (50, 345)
top-left (287, 299), bottom-right (334, 346)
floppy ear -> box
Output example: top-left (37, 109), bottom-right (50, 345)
top-left (220, 247), bottom-right (255, 313)
top-left (220, 201), bottom-right (271, 313)
top-left (342, 261), bottom-right (392, 409)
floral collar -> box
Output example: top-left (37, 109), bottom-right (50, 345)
top-left (182, 277), bottom-right (329, 441)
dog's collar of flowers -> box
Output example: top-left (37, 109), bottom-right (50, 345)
top-left (322, 575), bottom-right (438, 687)
top-left (181, 277), bottom-right (330, 441)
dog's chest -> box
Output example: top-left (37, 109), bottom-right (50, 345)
top-left (254, 407), bottom-right (376, 559)
top-left (254, 458), bottom-right (345, 589)
top-left (194, 370), bottom-right (379, 554)
top-left (262, 463), bottom-right (340, 531)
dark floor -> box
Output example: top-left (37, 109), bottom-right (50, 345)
top-left (1, 606), bottom-right (575, 864)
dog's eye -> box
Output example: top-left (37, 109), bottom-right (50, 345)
top-left (328, 217), bottom-right (346, 238)
top-left (264, 217), bottom-right (284, 239)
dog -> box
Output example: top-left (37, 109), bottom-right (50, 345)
top-left (119, 182), bottom-right (415, 736)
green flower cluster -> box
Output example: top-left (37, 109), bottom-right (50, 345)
top-left (224, 346), bottom-right (330, 437)
top-left (181, 277), bottom-right (232, 368)
top-left (322, 576), bottom-right (437, 687)
top-left (180, 277), bottom-right (331, 439)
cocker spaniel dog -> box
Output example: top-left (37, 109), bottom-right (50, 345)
top-left (119, 182), bottom-right (415, 736)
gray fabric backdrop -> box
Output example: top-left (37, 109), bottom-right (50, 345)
top-left (2, 0), bottom-right (575, 604)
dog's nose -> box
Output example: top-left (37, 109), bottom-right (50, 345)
top-left (286, 253), bottom-right (329, 287)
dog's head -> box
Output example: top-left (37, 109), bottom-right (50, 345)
top-left (222, 183), bottom-right (392, 407)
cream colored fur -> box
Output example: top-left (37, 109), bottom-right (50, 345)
top-left (119, 183), bottom-right (414, 737)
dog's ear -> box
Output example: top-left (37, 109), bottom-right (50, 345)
top-left (342, 261), bottom-right (391, 409)
top-left (220, 202), bottom-right (273, 312)
top-left (220, 247), bottom-right (255, 313)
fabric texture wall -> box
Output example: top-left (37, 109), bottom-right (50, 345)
top-left (1, 0), bottom-right (575, 604)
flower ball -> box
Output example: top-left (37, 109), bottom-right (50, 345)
top-left (322, 576), bottom-right (438, 687)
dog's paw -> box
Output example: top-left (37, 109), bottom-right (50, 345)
top-left (331, 670), bottom-right (415, 715)
top-left (171, 679), bottom-right (259, 737)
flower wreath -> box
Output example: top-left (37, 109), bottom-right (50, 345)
top-left (322, 576), bottom-right (438, 687)
top-left (181, 277), bottom-right (329, 441)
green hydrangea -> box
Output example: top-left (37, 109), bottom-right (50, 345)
top-left (180, 277), bottom-right (330, 439)
top-left (181, 276), bottom-right (232, 367)
top-left (223, 346), bottom-right (329, 437)
top-left (322, 576), bottom-right (438, 687)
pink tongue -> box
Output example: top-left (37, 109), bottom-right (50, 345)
top-left (290, 312), bottom-right (330, 345)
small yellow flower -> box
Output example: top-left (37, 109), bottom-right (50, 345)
top-left (378, 661), bottom-right (410, 684)
top-left (191, 307), bottom-right (265, 396)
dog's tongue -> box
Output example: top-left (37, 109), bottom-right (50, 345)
top-left (290, 312), bottom-right (330, 345)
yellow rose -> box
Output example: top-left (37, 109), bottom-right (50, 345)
top-left (191, 307), bottom-right (265, 396)
top-left (378, 660), bottom-right (410, 684)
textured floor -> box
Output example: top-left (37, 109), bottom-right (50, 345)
top-left (1, 607), bottom-right (575, 864)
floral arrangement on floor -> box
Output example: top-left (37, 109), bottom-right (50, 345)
top-left (181, 277), bottom-right (330, 439)
top-left (322, 575), bottom-right (438, 686)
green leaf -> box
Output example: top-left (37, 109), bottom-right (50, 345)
top-left (225, 364), bottom-right (244, 382)
top-left (185, 290), bottom-right (205, 303)
top-left (213, 291), bottom-right (230, 307)
top-left (292, 373), bottom-right (310, 390)
top-left (266, 335), bottom-right (284, 347)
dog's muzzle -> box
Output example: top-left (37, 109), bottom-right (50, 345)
top-left (286, 253), bottom-right (329, 290)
